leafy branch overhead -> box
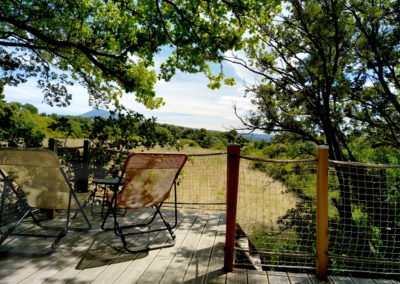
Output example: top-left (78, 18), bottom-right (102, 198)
top-left (0, 0), bottom-right (279, 109)
top-left (232, 0), bottom-right (400, 162)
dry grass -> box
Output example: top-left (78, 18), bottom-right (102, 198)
top-left (169, 149), bottom-right (298, 234)
top-left (47, 139), bottom-right (299, 233)
top-left (237, 159), bottom-right (299, 233)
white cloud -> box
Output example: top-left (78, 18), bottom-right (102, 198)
top-left (4, 80), bottom-right (92, 115)
top-left (223, 50), bottom-right (263, 88)
top-left (3, 52), bottom-right (260, 131)
top-left (119, 70), bottom-right (255, 131)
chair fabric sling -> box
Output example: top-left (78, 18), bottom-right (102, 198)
top-left (101, 152), bottom-right (188, 253)
top-left (0, 148), bottom-right (91, 255)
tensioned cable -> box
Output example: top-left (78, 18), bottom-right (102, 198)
top-left (240, 155), bottom-right (317, 163)
top-left (188, 152), bottom-right (226, 157)
top-left (329, 159), bottom-right (400, 169)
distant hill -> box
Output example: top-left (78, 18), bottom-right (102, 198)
top-left (78, 110), bottom-right (271, 141)
top-left (80, 109), bottom-right (111, 119)
top-left (240, 133), bottom-right (272, 141)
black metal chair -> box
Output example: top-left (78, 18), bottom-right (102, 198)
top-left (0, 148), bottom-right (91, 255)
top-left (101, 152), bottom-right (188, 253)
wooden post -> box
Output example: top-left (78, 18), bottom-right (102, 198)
top-left (316, 145), bottom-right (329, 279)
top-left (47, 138), bottom-right (58, 219)
top-left (76, 139), bottom-right (90, 192)
top-left (224, 144), bottom-right (241, 273)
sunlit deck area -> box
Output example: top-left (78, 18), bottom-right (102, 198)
top-left (0, 208), bottom-right (398, 284)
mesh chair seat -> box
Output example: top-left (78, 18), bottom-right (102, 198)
top-left (0, 148), bottom-right (91, 255)
top-left (102, 152), bottom-right (188, 253)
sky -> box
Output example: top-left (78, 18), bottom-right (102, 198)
top-left (3, 51), bottom-right (261, 132)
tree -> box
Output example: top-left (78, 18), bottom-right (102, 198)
top-left (1, 0), bottom-right (279, 109)
top-left (47, 116), bottom-right (75, 146)
top-left (21, 103), bottom-right (38, 114)
top-left (0, 94), bottom-right (44, 147)
top-left (345, 0), bottom-right (400, 149)
top-left (87, 110), bottom-right (175, 178)
top-left (230, 0), bottom-right (399, 161)
top-left (230, 0), bottom-right (400, 262)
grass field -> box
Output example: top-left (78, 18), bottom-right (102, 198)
top-left (52, 139), bottom-right (300, 238)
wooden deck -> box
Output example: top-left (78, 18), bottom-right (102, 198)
top-left (0, 208), bottom-right (398, 283)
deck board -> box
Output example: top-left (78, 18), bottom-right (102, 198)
top-left (62, 209), bottom-right (166, 283)
top-left (227, 268), bottom-right (247, 283)
top-left (10, 230), bottom-right (108, 284)
top-left (86, 210), bottom-right (175, 284)
top-left (137, 212), bottom-right (208, 283)
top-left (111, 211), bottom-right (198, 284)
top-left (159, 212), bottom-right (211, 283)
top-left (351, 277), bottom-right (375, 284)
top-left (267, 271), bottom-right (291, 284)
top-left (0, 208), bottom-right (398, 284)
top-left (203, 211), bottom-right (226, 284)
top-left (182, 213), bottom-right (221, 283)
top-left (247, 270), bottom-right (269, 283)
top-left (0, 221), bottom-right (98, 284)
top-left (288, 273), bottom-right (312, 284)
top-left (329, 275), bottom-right (355, 284)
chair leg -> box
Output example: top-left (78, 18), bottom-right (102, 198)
top-left (0, 207), bottom-right (32, 245)
top-left (0, 170), bottom-right (91, 255)
top-left (89, 184), bottom-right (99, 216)
top-left (155, 205), bottom-right (176, 240)
top-left (108, 183), bottom-right (179, 253)
top-left (31, 202), bottom-right (90, 233)
top-left (114, 206), bottom-right (177, 253)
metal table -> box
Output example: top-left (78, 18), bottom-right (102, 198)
top-left (91, 178), bottom-right (125, 219)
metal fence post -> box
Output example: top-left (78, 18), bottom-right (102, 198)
top-left (47, 138), bottom-right (58, 219)
top-left (316, 145), bottom-right (329, 279)
top-left (76, 139), bottom-right (90, 192)
top-left (224, 144), bottom-right (241, 273)
top-left (48, 138), bottom-right (58, 155)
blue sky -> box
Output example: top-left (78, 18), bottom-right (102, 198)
top-left (3, 52), bottom-right (260, 132)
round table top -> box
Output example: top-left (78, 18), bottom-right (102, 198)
top-left (92, 178), bottom-right (125, 185)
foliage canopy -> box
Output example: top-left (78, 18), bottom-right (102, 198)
top-left (230, 0), bottom-right (400, 263)
top-left (0, 0), bottom-right (278, 109)
top-left (232, 0), bottom-right (400, 162)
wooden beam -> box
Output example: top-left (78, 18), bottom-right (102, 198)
top-left (316, 145), bottom-right (329, 279)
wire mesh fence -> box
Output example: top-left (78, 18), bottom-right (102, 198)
top-left (328, 160), bottom-right (400, 277)
top-left (3, 140), bottom-right (400, 278)
top-left (0, 176), bottom-right (27, 226)
top-left (234, 156), bottom-right (317, 271)
top-left (165, 152), bottom-right (227, 212)
top-left (85, 147), bottom-right (228, 212)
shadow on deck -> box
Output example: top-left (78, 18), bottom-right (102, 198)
top-left (0, 208), bottom-right (398, 284)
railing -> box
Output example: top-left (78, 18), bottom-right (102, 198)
top-left (228, 145), bottom-right (318, 274)
top-left (2, 140), bottom-right (398, 279)
top-left (167, 152), bottom-right (227, 211)
top-left (327, 159), bottom-right (400, 277)
top-left (225, 144), bottom-right (400, 280)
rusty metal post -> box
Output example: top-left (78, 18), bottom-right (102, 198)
top-left (224, 144), bottom-right (241, 273)
top-left (316, 145), bottom-right (329, 279)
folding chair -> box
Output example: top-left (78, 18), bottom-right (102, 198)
top-left (0, 148), bottom-right (91, 255)
top-left (101, 152), bottom-right (188, 253)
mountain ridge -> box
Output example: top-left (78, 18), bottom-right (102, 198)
top-left (79, 109), bottom-right (272, 141)
top-left (80, 109), bottom-right (111, 118)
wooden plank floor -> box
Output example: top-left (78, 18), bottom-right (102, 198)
top-left (0, 208), bottom-right (399, 283)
